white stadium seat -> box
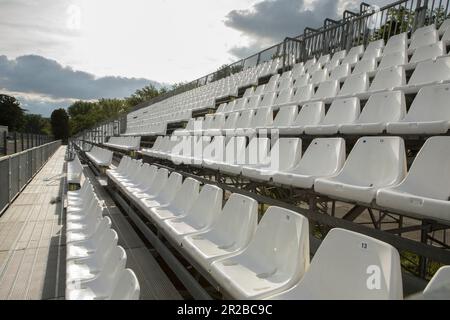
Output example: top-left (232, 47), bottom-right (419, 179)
top-left (376, 136), bottom-right (450, 222)
top-left (340, 91), bottom-right (406, 134)
top-left (387, 84), bottom-right (450, 134)
top-left (422, 266), bottom-right (450, 299)
top-left (210, 206), bottom-right (310, 299)
top-left (304, 97), bottom-right (360, 135)
top-left (162, 184), bottom-right (223, 244)
top-left (242, 138), bottom-right (302, 182)
top-left (181, 193), bottom-right (258, 271)
top-left (273, 138), bottom-right (346, 189)
top-left (314, 137), bottom-right (407, 204)
top-left (279, 102), bottom-right (325, 135)
top-left (86, 146), bottom-right (113, 167)
top-left (268, 228), bottom-right (403, 300)
top-left (110, 269), bottom-right (140, 300)
top-left (67, 155), bottom-right (83, 185)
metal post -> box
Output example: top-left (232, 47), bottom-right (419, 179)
top-left (13, 132), bottom-right (17, 154)
top-left (21, 133), bottom-right (24, 152)
top-left (2, 131), bottom-right (6, 156)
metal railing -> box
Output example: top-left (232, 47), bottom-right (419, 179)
top-left (1, 131), bottom-right (55, 156)
top-left (0, 140), bottom-right (62, 214)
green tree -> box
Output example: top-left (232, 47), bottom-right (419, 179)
top-left (50, 108), bottom-right (70, 143)
top-left (23, 114), bottom-right (50, 134)
top-left (125, 84), bottom-right (162, 107)
top-left (0, 94), bottom-right (26, 131)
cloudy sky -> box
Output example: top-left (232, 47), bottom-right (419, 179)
top-left (0, 0), bottom-right (388, 116)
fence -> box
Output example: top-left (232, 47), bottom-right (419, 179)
top-left (0, 140), bottom-right (62, 214)
top-left (0, 131), bottom-right (54, 156)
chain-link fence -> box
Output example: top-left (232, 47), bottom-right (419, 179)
top-left (0, 140), bottom-right (61, 214)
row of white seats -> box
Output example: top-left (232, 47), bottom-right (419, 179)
top-left (104, 136), bottom-right (141, 151)
top-left (65, 179), bottom-right (140, 300)
top-left (86, 146), bottom-right (113, 167)
top-left (177, 84), bottom-right (450, 136)
top-left (67, 155), bottom-right (83, 185)
top-left (142, 135), bottom-right (450, 223)
top-left (107, 158), bottom-right (450, 299)
top-left (106, 159), bottom-right (404, 299)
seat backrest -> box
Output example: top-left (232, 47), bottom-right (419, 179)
top-left (265, 75), bottom-right (280, 92)
top-left (398, 136), bottom-right (450, 200)
top-left (370, 66), bottom-right (406, 91)
top-left (273, 105), bottom-right (297, 127)
top-left (405, 83), bottom-right (450, 121)
top-left (384, 32), bottom-right (407, 55)
top-left (147, 168), bottom-right (169, 195)
top-left (247, 137), bottom-right (270, 166)
top-left (358, 91), bottom-right (406, 124)
top-left (241, 207), bottom-right (310, 282)
top-left (97, 246), bottom-right (127, 296)
top-left (223, 112), bottom-right (240, 130)
top-left (321, 97), bottom-right (360, 125)
top-left (293, 102), bottom-right (325, 126)
top-left (424, 266), bottom-right (450, 295)
top-left (378, 50), bottom-right (408, 70)
top-left (353, 58), bottom-right (377, 75)
top-left (310, 68), bottom-right (329, 85)
top-left (246, 95), bottom-right (262, 110)
top-left (408, 56), bottom-right (450, 86)
top-left (274, 228), bottom-right (403, 300)
top-left (273, 88), bottom-right (293, 106)
top-left (410, 41), bottom-right (445, 64)
top-left (291, 84), bottom-right (314, 103)
top-left (291, 63), bottom-right (305, 78)
top-left (233, 98), bottom-right (247, 112)
top-left (313, 80), bottom-right (340, 99)
top-left (269, 138), bottom-right (302, 171)
top-left (170, 178), bottom-right (201, 212)
top-left (184, 184), bottom-right (223, 229)
top-left (209, 114), bottom-right (226, 130)
top-left (330, 63), bottom-right (350, 81)
top-left (235, 110), bottom-right (254, 129)
top-left (339, 73), bottom-right (369, 96)
top-left (318, 54), bottom-right (330, 65)
top-left (207, 193), bottom-right (258, 251)
top-left (157, 172), bottom-right (183, 204)
top-left (339, 137), bottom-right (407, 187)
top-left (254, 85), bottom-right (266, 96)
top-left (250, 107), bottom-right (272, 128)
top-left (278, 77), bottom-right (293, 91)
top-left (110, 269), bottom-right (140, 300)
top-left (293, 74), bottom-right (310, 88)
top-left (409, 28), bottom-right (438, 51)
top-left (224, 136), bottom-right (247, 164)
top-left (243, 87), bottom-right (255, 98)
top-left (294, 138), bottom-right (346, 176)
top-left (258, 92), bottom-right (277, 108)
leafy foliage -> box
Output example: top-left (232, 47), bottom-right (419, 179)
top-left (0, 94), bottom-right (26, 131)
top-left (50, 108), bottom-right (70, 142)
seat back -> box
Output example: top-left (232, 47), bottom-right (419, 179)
top-left (273, 138), bottom-right (302, 171)
top-left (291, 84), bottom-right (314, 103)
top-left (157, 172), bottom-right (183, 204)
top-left (409, 28), bottom-right (438, 51)
top-left (310, 68), bottom-right (329, 85)
top-left (410, 41), bottom-right (445, 64)
top-left (321, 97), bottom-right (360, 125)
top-left (293, 138), bottom-right (346, 176)
top-left (251, 108), bottom-right (273, 128)
top-left (110, 269), bottom-right (140, 300)
top-left (170, 178), bottom-right (201, 212)
top-left (274, 228), bottom-right (403, 300)
top-left (293, 102), bottom-right (325, 126)
top-left (370, 66), bottom-right (406, 91)
top-left (313, 80), bottom-right (340, 99)
top-left (409, 56), bottom-right (450, 86)
top-left (293, 74), bottom-right (310, 88)
top-left (242, 207), bottom-right (310, 284)
top-left (383, 32), bottom-right (407, 55)
top-left (273, 106), bottom-right (297, 127)
top-left (258, 92), bottom-right (277, 108)
top-left (184, 185), bottom-right (223, 229)
top-left (398, 137), bottom-right (450, 200)
top-left (358, 91), bottom-right (406, 124)
top-left (273, 89), bottom-right (293, 106)
top-left (353, 58), bottom-right (377, 75)
top-left (339, 137), bottom-right (407, 187)
top-left (207, 193), bottom-right (258, 251)
top-left (339, 73), bottom-right (368, 96)
top-left (223, 112), bottom-right (240, 130)
top-left (330, 63), bottom-right (350, 81)
top-left (405, 83), bottom-right (450, 121)
top-left (235, 110), bottom-right (254, 129)
top-left (378, 50), bottom-right (408, 70)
